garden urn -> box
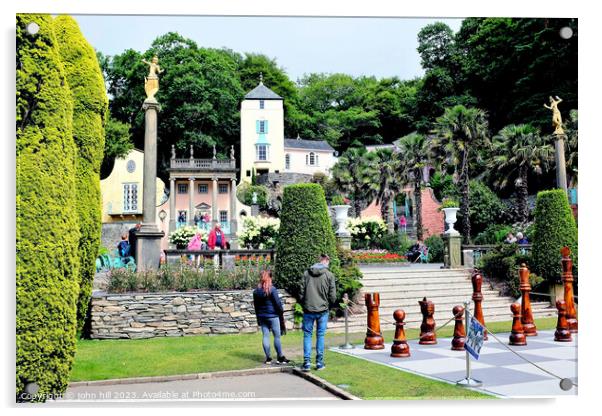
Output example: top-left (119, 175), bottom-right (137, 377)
top-left (332, 205), bottom-right (351, 236)
top-left (442, 207), bottom-right (460, 235)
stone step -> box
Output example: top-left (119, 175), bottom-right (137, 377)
top-left (360, 287), bottom-right (500, 298)
top-left (375, 294), bottom-right (513, 309)
top-left (361, 277), bottom-right (471, 287)
top-left (360, 269), bottom-right (470, 278)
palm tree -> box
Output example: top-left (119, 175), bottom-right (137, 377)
top-left (432, 105), bottom-right (489, 242)
top-left (397, 133), bottom-right (431, 241)
top-left (362, 148), bottom-right (404, 233)
top-left (565, 109), bottom-right (578, 187)
top-left (331, 146), bottom-right (371, 217)
top-left (489, 124), bottom-right (553, 223)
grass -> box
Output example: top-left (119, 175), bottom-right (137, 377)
top-left (71, 317), bottom-right (558, 399)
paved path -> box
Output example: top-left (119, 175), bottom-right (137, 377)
top-left (331, 329), bottom-right (577, 397)
top-left (60, 372), bottom-right (339, 402)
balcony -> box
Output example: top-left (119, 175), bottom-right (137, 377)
top-left (170, 158), bottom-right (236, 171)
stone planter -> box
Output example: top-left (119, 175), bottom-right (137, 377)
top-left (332, 205), bottom-right (351, 236)
top-left (442, 207), bottom-right (460, 235)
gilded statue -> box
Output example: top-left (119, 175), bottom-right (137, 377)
top-left (142, 55), bottom-right (164, 101)
top-left (544, 96), bottom-right (565, 135)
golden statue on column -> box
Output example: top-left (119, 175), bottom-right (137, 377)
top-left (544, 96), bottom-right (565, 135)
top-left (142, 55), bottom-right (164, 101)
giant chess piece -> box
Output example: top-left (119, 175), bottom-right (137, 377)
top-left (509, 303), bottom-right (527, 346)
top-left (391, 309), bottom-right (410, 357)
top-left (471, 269), bottom-right (488, 340)
top-left (418, 297), bottom-right (437, 345)
top-left (554, 299), bottom-right (573, 342)
top-left (364, 293), bottom-right (385, 350)
top-left (451, 305), bottom-right (465, 351)
top-left (561, 246), bottom-right (578, 333)
top-left (519, 264), bottom-right (537, 336)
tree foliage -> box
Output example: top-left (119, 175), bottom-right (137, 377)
top-left (16, 14), bottom-right (80, 400)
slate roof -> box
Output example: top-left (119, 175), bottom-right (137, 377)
top-left (244, 82), bottom-right (283, 100)
top-left (284, 138), bottom-right (335, 152)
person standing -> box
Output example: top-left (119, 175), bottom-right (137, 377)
top-left (299, 254), bottom-right (336, 372)
top-left (504, 232), bottom-right (517, 244)
top-left (253, 271), bottom-right (289, 365)
top-left (187, 231), bottom-right (203, 267)
top-left (207, 221), bottom-right (228, 268)
top-left (399, 215), bottom-right (407, 233)
top-left (128, 222), bottom-right (141, 261)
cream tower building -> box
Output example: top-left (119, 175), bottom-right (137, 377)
top-left (239, 76), bottom-right (285, 183)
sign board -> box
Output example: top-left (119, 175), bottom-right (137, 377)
top-left (464, 316), bottom-right (485, 360)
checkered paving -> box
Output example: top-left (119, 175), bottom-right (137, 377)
top-left (331, 330), bottom-right (577, 397)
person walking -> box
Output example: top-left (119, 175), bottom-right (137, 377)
top-left (253, 271), bottom-right (290, 365)
top-left (187, 231), bottom-right (203, 267)
top-left (399, 215), bottom-right (407, 233)
top-left (127, 222), bottom-right (141, 261)
top-left (299, 254), bottom-right (336, 372)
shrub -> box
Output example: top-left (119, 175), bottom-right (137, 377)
top-left (347, 217), bottom-right (387, 249)
top-left (425, 234), bottom-right (444, 262)
top-left (17, 14), bottom-right (80, 401)
top-left (335, 246), bottom-right (363, 314)
top-left (274, 183), bottom-right (340, 299)
top-left (168, 226), bottom-right (198, 247)
top-left (474, 224), bottom-right (513, 245)
top-left (54, 15), bottom-right (109, 334)
top-left (238, 216), bottom-right (280, 249)
top-left (236, 182), bottom-right (269, 207)
top-left (375, 232), bottom-right (412, 254)
top-left (531, 190), bottom-right (578, 283)
top-left (478, 245), bottom-right (543, 298)
top-left (331, 194), bottom-right (346, 206)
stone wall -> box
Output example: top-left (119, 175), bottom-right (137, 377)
top-left (420, 188), bottom-right (444, 238)
top-left (90, 290), bottom-right (296, 339)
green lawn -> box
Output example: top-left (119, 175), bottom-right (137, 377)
top-left (72, 317), bottom-right (557, 399)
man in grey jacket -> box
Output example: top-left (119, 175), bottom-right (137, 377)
top-left (299, 254), bottom-right (336, 371)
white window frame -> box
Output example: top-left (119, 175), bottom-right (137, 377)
top-left (219, 210), bottom-right (228, 223)
top-left (259, 120), bottom-right (266, 133)
top-left (198, 183), bottom-right (208, 194)
top-left (256, 144), bottom-right (269, 161)
top-left (123, 183), bottom-right (139, 212)
top-left (259, 100), bottom-right (265, 109)
top-left (178, 183), bottom-right (188, 194)
top-left (285, 153), bottom-right (290, 170)
top-left (309, 152), bottom-right (316, 166)
top-left (218, 183), bottom-right (228, 194)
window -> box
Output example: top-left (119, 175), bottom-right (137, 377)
top-left (246, 170), bottom-right (251, 177)
top-left (198, 183), bottom-right (208, 194)
top-left (256, 120), bottom-right (268, 134)
top-left (219, 210), bottom-right (228, 223)
top-left (285, 153), bottom-right (290, 170)
top-left (178, 183), bottom-right (188, 194)
top-left (123, 183), bottom-right (138, 212)
top-left (315, 154), bottom-right (319, 166)
top-left (219, 183), bottom-right (228, 194)
top-left (309, 152), bottom-right (316, 166)
top-left (259, 100), bottom-right (265, 109)
top-left (256, 144), bottom-right (268, 161)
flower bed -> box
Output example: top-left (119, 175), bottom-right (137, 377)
top-left (352, 250), bottom-right (407, 264)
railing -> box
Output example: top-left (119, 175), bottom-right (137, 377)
top-left (170, 158), bottom-right (236, 170)
top-left (164, 249), bottom-right (275, 270)
top-left (462, 244), bottom-right (533, 265)
top-left (176, 221), bottom-right (231, 234)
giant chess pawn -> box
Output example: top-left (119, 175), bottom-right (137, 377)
top-left (391, 309), bottom-right (410, 357)
top-left (418, 297), bottom-right (437, 345)
top-left (364, 293), bottom-right (385, 350)
top-left (554, 299), bottom-right (573, 342)
top-left (561, 246), bottom-right (578, 333)
top-left (471, 269), bottom-right (488, 340)
top-left (519, 264), bottom-right (537, 336)
top-left (509, 303), bottom-right (527, 346)
top-left (451, 305), bottom-right (465, 351)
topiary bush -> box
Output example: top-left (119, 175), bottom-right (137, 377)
top-left (236, 181), bottom-right (269, 208)
top-left (54, 15), bottom-right (108, 334)
top-left (274, 183), bottom-right (340, 299)
top-left (17, 14), bottom-right (80, 401)
top-left (425, 234), bottom-right (444, 262)
top-left (531, 189), bottom-right (578, 283)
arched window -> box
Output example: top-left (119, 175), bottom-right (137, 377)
top-left (285, 153), bottom-right (290, 170)
top-left (315, 154), bottom-right (319, 166)
top-left (309, 152), bottom-right (315, 166)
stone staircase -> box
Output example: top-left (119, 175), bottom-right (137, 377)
top-left (328, 265), bottom-right (556, 333)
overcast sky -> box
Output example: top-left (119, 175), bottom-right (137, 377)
top-left (73, 15), bottom-right (463, 82)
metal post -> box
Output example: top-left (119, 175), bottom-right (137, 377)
top-left (456, 301), bottom-right (482, 387)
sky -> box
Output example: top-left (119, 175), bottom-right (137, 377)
top-left (73, 15), bottom-right (463, 82)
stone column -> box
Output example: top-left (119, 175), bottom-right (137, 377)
top-left (554, 133), bottom-right (568, 193)
top-left (169, 177), bottom-right (176, 233)
top-left (212, 176), bottom-right (218, 223)
top-left (443, 233), bottom-right (462, 268)
top-left (136, 99), bottom-right (164, 271)
top-left (188, 177), bottom-right (195, 226)
top-left (230, 178), bottom-right (238, 235)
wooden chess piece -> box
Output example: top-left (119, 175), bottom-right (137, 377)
top-left (364, 293), bottom-right (385, 350)
top-left (418, 297), bottom-right (437, 345)
top-left (391, 309), bottom-right (410, 357)
top-left (509, 303), bottom-right (527, 346)
top-left (471, 269), bottom-right (488, 340)
top-left (519, 264), bottom-right (537, 336)
top-left (561, 247), bottom-right (578, 333)
top-left (451, 305), bottom-right (465, 351)
top-left (554, 299), bottom-right (573, 342)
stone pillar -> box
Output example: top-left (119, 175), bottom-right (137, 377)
top-left (188, 177), bottom-right (195, 226)
top-left (337, 235), bottom-right (352, 250)
top-left (212, 176), bottom-right (218, 222)
top-left (554, 134), bottom-right (568, 193)
top-left (136, 99), bottom-right (164, 271)
top-left (169, 178), bottom-right (176, 233)
top-left (462, 249), bottom-right (474, 269)
top-left (443, 233), bottom-right (462, 268)
top-left (230, 178), bottom-right (238, 239)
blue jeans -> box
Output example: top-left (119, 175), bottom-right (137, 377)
top-left (258, 316), bottom-right (282, 359)
top-left (302, 311), bottom-right (329, 365)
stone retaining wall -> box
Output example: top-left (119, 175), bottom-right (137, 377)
top-left (90, 290), bottom-right (296, 339)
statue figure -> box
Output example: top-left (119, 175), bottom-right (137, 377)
top-left (230, 145), bottom-right (235, 160)
top-left (142, 55), bottom-right (163, 101)
top-left (544, 96), bottom-right (565, 135)
top-left (252, 191), bottom-right (258, 205)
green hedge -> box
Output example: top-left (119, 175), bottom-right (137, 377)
top-left (236, 182), bottom-right (269, 208)
top-left (54, 15), bottom-right (108, 334)
top-left (425, 234), bottom-right (444, 262)
top-left (274, 183), bottom-right (340, 299)
top-left (531, 189), bottom-right (578, 283)
top-left (17, 14), bottom-right (80, 401)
